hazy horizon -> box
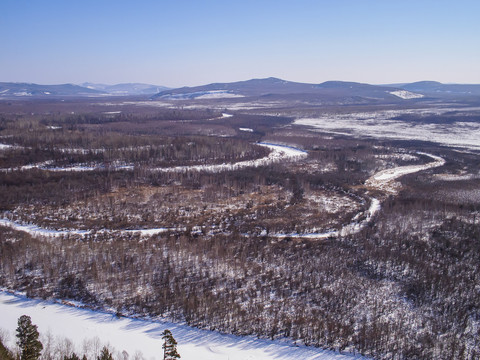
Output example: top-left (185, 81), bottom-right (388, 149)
top-left (2, 0), bottom-right (480, 87)
top-left (2, 78), bottom-right (480, 89)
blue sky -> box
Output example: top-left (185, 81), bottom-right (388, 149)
top-left (1, 0), bottom-right (479, 87)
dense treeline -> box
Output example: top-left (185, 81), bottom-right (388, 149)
top-left (41, 109), bottom-right (219, 126)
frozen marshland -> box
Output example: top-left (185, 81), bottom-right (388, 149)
top-left (294, 106), bottom-right (480, 150)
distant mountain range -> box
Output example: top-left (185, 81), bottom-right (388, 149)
top-left (395, 81), bottom-right (480, 96)
top-left (0, 83), bottom-right (103, 97)
top-left (81, 83), bottom-right (170, 95)
top-left (152, 77), bottom-right (480, 102)
top-left (1, 78), bottom-right (479, 100)
top-left (0, 82), bottom-right (169, 98)
top-left (153, 77), bottom-right (403, 100)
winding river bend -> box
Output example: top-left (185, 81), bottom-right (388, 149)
top-left (0, 147), bottom-right (444, 240)
top-left (0, 148), bottom-right (445, 359)
top-left (0, 143), bottom-right (307, 174)
top-left (268, 151), bottom-right (445, 239)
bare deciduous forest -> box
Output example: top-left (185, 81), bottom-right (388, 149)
top-left (0, 98), bottom-right (479, 360)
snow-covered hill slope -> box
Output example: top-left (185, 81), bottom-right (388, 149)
top-left (388, 90), bottom-right (424, 99)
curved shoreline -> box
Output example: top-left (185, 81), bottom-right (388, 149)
top-left (0, 150), bottom-right (444, 241)
top-left (268, 152), bottom-right (444, 239)
top-left (151, 143), bottom-right (307, 173)
top-left (1, 143), bottom-right (307, 174)
top-left (0, 289), bottom-right (366, 360)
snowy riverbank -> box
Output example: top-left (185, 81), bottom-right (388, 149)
top-left (0, 290), bottom-right (367, 360)
top-left (269, 151), bottom-right (444, 239)
top-left (0, 152), bottom-right (444, 241)
top-left (0, 143), bottom-right (307, 174)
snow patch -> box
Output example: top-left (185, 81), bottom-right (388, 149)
top-left (0, 218), bottom-right (173, 238)
top-left (374, 153), bottom-right (418, 161)
top-left (389, 90), bottom-right (424, 99)
top-left (160, 90), bottom-right (245, 100)
top-left (338, 198), bottom-right (381, 237)
top-left (294, 106), bottom-right (480, 150)
top-left (195, 91), bottom-right (245, 99)
top-left (433, 173), bottom-right (479, 181)
top-left (366, 152), bottom-right (444, 184)
top-left (0, 218), bottom-right (91, 237)
top-left (14, 162), bottom-right (134, 172)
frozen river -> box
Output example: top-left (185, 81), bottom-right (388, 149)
top-left (0, 290), bottom-right (366, 360)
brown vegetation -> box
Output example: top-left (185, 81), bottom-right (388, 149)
top-left (0, 99), bottom-right (479, 359)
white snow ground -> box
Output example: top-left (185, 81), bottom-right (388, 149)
top-left (0, 143), bottom-right (13, 150)
top-left (0, 291), bottom-right (366, 360)
top-left (388, 90), bottom-right (424, 100)
top-left (0, 219), bottom-right (91, 237)
top-left (0, 218), bottom-right (174, 238)
top-left (365, 152), bottom-right (445, 188)
top-left (294, 107), bottom-right (480, 150)
top-left (159, 90), bottom-right (245, 100)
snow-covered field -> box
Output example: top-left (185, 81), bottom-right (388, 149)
top-left (388, 90), bottom-right (424, 100)
top-left (0, 291), bottom-right (366, 360)
top-left (159, 90), bottom-right (245, 100)
top-left (294, 107), bottom-right (480, 150)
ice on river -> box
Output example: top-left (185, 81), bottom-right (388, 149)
top-left (0, 291), bottom-right (366, 360)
